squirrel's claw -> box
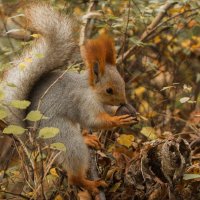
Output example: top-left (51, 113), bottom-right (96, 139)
top-left (83, 134), bottom-right (102, 150)
top-left (112, 114), bottom-right (136, 126)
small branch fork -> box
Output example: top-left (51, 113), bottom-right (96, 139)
top-left (117, 1), bottom-right (178, 64)
top-left (79, 0), bottom-right (100, 46)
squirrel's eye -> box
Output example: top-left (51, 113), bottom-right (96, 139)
top-left (106, 88), bottom-right (113, 95)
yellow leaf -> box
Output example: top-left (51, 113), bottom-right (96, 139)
top-left (18, 62), bottom-right (26, 70)
top-left (181, 40), bottom-right (191, 49)
top-left (50, 168), bottom-right (59, 177)
top-left (73, 7), bottom-right (82, 15)
top-left (134, 86), bottom-right (146, 96)
top-left (55, 194), bottom-right (63, 200)
top-left (27, 191), bottom-right (34, 197)
top-left (139, 100), bottom-right (157, 118)
top-left (117, 134), bottom-right (134, 148)
top-left (31, 34), bottom-right (41, 38)
top-left (24, 57), bottom-right (33, 63)
top-left (154, 36), bottom-right (161, 44)
top-left (107, 144), bottom-right (115, 153)
top-left (169, 6), bottom-right (184, 15)
top-left (165, 35), bottom-right (173, 41)
top-left (141, 127), bottom-right (157, 140)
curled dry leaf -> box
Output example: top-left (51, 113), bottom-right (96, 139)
top-left (122, 137), bottom-right (191, 200)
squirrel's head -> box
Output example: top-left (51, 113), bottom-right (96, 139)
top-left (81, 34), bottom-right (127, 106)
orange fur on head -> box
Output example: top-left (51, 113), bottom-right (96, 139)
top-left (81, 33), bottom-right (116, 86)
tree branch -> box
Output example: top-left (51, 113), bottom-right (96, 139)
top-left (117, 1), bottom-right (177, 64)
top-left (79, 0), bottom-right (100, 46)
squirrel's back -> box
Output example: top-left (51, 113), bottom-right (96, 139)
top-left (1, 3), bottom-right (80, 124)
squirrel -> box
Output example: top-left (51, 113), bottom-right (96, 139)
top-left (0, 3), bottom-right (135, 194)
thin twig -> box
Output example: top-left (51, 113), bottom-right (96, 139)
top-left (0, 190), bottom-right (29, 200)
top-left (148, 6), bottom-right (200, 38)
top-left (117, 1), bottom-right (177, 64)
top-left (13, 139), bottom-right (34, 191)
top-left (33, 64), bottom-right (75, 130)
top-left (120, 0), bottom-right (131, 76)
top-left (33, 151), bottom-right (62, 199)
top-left (79, 0), bottom-right (99, 46)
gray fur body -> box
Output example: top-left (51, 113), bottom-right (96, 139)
top-left (28, 71), bottom-right (105, 174)
top-left (0, 3), bottom-right (127, 179)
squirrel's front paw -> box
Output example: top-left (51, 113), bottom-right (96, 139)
top-left (83, 134), bottom-right (101, 149)
top-left (112, 114), bottom-right (136, 126)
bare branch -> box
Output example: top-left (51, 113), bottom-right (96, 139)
top-left (79, 0), bottom-right (99, 46)
top-left (117, 1), bottom-right (178, 64)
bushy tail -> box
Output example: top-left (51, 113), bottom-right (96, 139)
top-left (2, 3), bottom-right (80, 124)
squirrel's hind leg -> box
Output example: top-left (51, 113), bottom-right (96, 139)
top-left (52, 119), bottom-right (107, 194)
top-left (65, 129), bottom-right (107, 194)
top-left (68, 170), bottom-right (108, 194)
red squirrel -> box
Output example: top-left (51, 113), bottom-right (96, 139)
top-left (0, 3), bottom-right (135, 194)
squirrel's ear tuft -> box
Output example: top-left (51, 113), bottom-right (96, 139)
top-left (81, 33), bottom-right (116, 86)
top-left (100, 33), bottom-right (116, 66)
top-left (93, 61), bottom-right (100, 83)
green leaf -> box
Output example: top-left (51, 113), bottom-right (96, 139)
top-left (3, 125), bottom-right (26, 135)
top-left (7, 82), bottom-right (17, 88)
top-left (141, 126), bottom-right (157, 140)
top-left (192, 26), bottom-right (200, 36)
top-left (38, 127), bottom-right (59, 139)
top-left (10, 100), bottom-right (31, 109)
top-left (183, 173), bottom-right (200, 180)
top-left (0, 109), bottom-right (8, 119)
top-left (25, 110), bottom-right (43, 122)
top-left (50, 143), bottom-right (66, 152)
